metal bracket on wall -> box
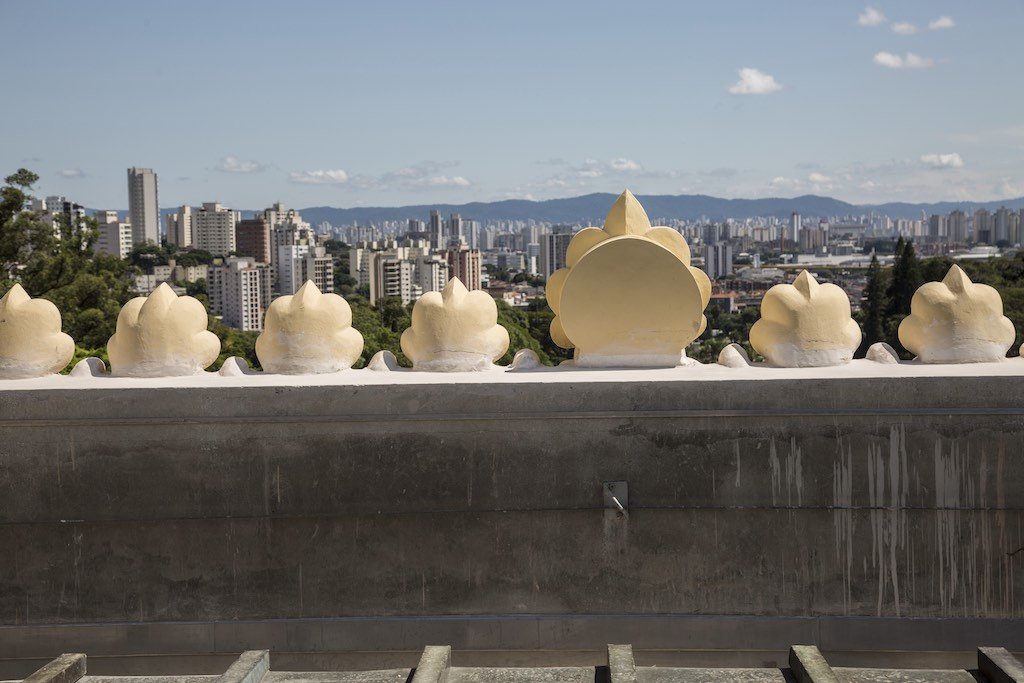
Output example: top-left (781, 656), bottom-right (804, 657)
top-left (603, 481), bottom-right (628, 519)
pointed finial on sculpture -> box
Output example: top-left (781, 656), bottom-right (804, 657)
top-left (255, 280), bottom-right (364, 374)
top-left (898, 264), bottom-right (1015, 363)
top-left (546, 190), bottom-right (711, 367)
top-left (106, 283), bottom-right (220, 377)
top-left (400, 277), bottom-right (510, 371)
top-left (0, 284), bottom-right (75, 378)
top-left (603, 189), bottom-right (652, 237)
top-left (748, 271), bottom-right (861, 367)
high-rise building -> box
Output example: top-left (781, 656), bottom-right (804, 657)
top-left (428, 210), bottom-right (444, 251)
top-left (446, 245), bottom-right (482, 290)
top-left (947, 209), bottom-right (968, 244)
top-left (93, 210), bottom-right (133, 259)
top-left (994, 206), bottom-right (1012, 244)
top-left (370, 253), bottom-right (416, 305)
top-left (539, 232), bottom-right (572, 278)
top-left (235, 218), bottom-right (271, 264)
top-left (165, 206), bottom-right (193, 248)
top-left (94, 210), bottom-right (119, 225)
top-left (974, 209), bottom-right (992, 243)
top-left (262, 202), bottom-right (307, 234)
top-left (277, 244), bottom-right (333, 296)
top-left (208, 257), bottom-right (272, 331)
top-left (789, 212), bottom-right (801, 245)
top-left (193, 202), bottom-right (238, 256)
top-left (126, 167), bottom-right (159, 246)
top-left (928, 214), bottom-right (946, 241)
top-left (447, 213), bottom-right (463, 246)
top-left (702, 242), bottom-right (734, 280)
top-left (416, 254), bottom-right (449, 295)
top-left (463, 219), bottom-right (480, 249)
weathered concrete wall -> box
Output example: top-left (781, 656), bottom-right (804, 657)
top-left (0, 376), bottom-right (1022, 658)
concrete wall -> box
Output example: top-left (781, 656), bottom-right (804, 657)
top-left (1, 376), bottom-right (1022, 669)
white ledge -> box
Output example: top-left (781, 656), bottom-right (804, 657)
top-left (1, 357), bottom-right (1023, 390)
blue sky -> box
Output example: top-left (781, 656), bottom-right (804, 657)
top-left (1, 0), bottom-right (1022, 209)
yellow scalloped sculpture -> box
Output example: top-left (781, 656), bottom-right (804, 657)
top-left (107, 283), bottom-right (221, 377)
top-left (0, 284), bottom-right (75, 378)
top-left (547, 190), bottom-right (711, 367)
top-left (256, 280), bottom-right (364, 374)
top-left (898, 264), bottom-right (1015, 363)
top-left (749, 271), bottom-right (862, 367)
top-left (400, 277), bottom-right (509, 371)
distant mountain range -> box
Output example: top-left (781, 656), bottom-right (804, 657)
top-left (296, 193), bottom-right (1024, 226)
top-left (142, 192), bottom-right (1024, 227)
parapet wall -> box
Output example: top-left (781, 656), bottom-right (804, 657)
top-left (1, 362), bottom-right (1023, 671)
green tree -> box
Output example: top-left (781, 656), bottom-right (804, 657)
top-left (858, 254), bottom-right (888, 355)
top-left (1, 169), bottom-right (137, 356)
top-left (885, 238), bottom-right (922, 357)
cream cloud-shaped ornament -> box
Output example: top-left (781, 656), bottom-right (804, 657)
top-left (256, 280), bottom-right (364, 374)
top-left (898, 264), bottom-right (1015, 363)
top-left (0, 284), bottom-right (75, 378)
top-left (107, 283), bottom-right (220, 377)
top-left (400, 277), bottom-right (509, 371)
top-left (546, 190), bottom-right (711, 367)
top-left (749, 271), bottom-right (862, 367)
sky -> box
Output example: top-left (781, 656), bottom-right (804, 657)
top-left (1, 0), bottom-right (1022, 209)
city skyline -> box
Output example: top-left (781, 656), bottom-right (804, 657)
top-left (2, 1), bottom-right (1023, 208)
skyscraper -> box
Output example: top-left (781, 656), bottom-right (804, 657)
top-left (235, 218), bottom-right (271, 264)
top-left (127, 167), bottom-right (160, 246)
top-left (974, 208), bottom-right (992, 243)
top-left (165, 206), bottom-right (193, 248)
top-left (994, 206), bottom-right (1012, 244)
top-left (208, 257), bottom-right (273, 331)
top-left (539, 231), bottom-right (572, 279)
top-left (93, 210), bottom-right (133, 259)
top-left (702, 242), bottom-right (734, 280)
top-left (428, 210), bottom-right (444, 251)
top-left (448, 213), bottom-right (463, 246)
top-left (193, 202), bottom-right (239, 256)
top-left (947, 209), bottom-right (967, 244)
top-left (445, 244), bottom-right (482, 290)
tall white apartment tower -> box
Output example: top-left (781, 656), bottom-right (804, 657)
top-left (127, 167), bottom-right (160, 246)
top-left (194, 202), bottom-right (239, 256)
top-left (789, 212), bottom-right (800, 245)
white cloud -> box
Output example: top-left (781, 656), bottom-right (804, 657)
top-left (215, 155), bottom-right (265, 173)
top-left (858, 6), bottom-right (886, 26)
top-left (728, 67), bottom-right (783, 95)
top-left (891, 22), bottom-right (918, 35)
top-left (288, 161), bottom-right (473, 192)
top-left (288, 169), bottom-right (350, 184)
top-left (609, 158), bottom-right (642, 172)
top-left (57, 168), bottom-right (84, 179)
top-left (808, 172), bottom-right (832, 184)
top-left (409, 175), bottom-right (471, 189)
top-left (929, 16), bottom-right (955, 30)
top-left (920, 153), bottom-right (964, 169)
top-left (571, 158), bottom-right (646, 178)
top-left (873, 51), bottom-right (935, 69)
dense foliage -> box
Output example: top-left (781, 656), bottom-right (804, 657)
top-left (0, 169), bottom-right (136, 351)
